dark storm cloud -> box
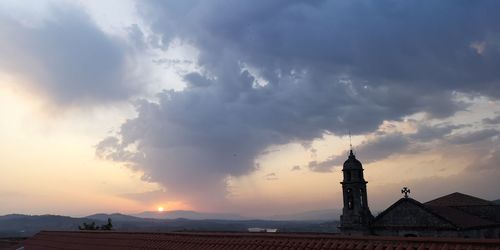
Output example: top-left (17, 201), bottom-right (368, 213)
top-left (99, 1), bottom-right (500, 206)
top-left (0, 4), bottom-right (135, 105)
top-left (142, 0), bottom-right (500, 99)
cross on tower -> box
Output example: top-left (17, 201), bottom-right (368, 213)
top-left (401, 187), bottom-right (411, 198)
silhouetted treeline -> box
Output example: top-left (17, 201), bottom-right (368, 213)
top-left (78, 218), bottom-right (113, 230)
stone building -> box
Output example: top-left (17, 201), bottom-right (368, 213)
top-left (339, 151), bottom-right (500, 238)
top-left (338, 149), bottom-right (373, 235)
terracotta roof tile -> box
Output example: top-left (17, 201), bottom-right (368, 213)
top-left (17, 231), bottom-right (500, 250)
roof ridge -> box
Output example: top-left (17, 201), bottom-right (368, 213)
top-left (424, 192), bottom-right (494, 206)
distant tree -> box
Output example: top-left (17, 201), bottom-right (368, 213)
top-left (100, 218), bottom-right (113, 230)
top-left (78, 218), bottom-right (113, 230)
top-left (78, 221), bottom-right (99, 230)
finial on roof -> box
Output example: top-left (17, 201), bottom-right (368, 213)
top-left (349, 149), bottom-right (354, 156)
top-left (401, 187), bottom-right (411, 198)
top-left (348, 131), bottom-right (355, 158)
top-left (349, 131), bottom-right (352, 151)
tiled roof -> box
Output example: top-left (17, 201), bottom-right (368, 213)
top-left (19, 231), bottom-right (500, 250)
top-left (425, 192), bottom-right (494, 207)
top-left (372, 194), bottom-right (500, 230)
top-left (371, 198), bottom-right (457, 229)
top-left (427, 205), bottom-right (498, 229)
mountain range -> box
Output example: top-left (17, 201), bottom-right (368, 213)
top-left (266, 209), bottom-right (341, 221)
top-left (3, 199), bottom-right (500, 238)
top-left (131, 210), bottom-right (250, 220)
top-left (131, 209), bottom-right (341, 221)
top-left (0, 212), bottom-right (339, 238)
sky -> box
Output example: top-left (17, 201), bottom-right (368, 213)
top-left (0, 0), bottom-right (499, 217)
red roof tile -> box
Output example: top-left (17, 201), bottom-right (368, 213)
top-left (17, 231), bottom-right (500, 250)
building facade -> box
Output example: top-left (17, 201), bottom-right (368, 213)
top-left (339, 151), bottom-right (500, 239)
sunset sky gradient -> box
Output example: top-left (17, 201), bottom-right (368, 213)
top-left (0, 0), bottom-right (499, 217)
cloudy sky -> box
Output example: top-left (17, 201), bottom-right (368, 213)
top-left (0, 0), bottom-right (499, 217)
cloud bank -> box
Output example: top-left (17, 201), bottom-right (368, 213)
top-left (0, 4), bottom-right (136, 106)
top-left (95, 1), bottom-right (500, 208)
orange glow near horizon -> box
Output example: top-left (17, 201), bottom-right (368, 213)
top-left (149, 200), bottom-right (192, 213)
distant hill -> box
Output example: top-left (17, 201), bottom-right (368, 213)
top-left (266, 209), bottom-right (341, 221)
top-left (0, 214), bottom-right (94, 237)
top-left (0, 214), bottom-right (30, 221)
top-left (493, 199), bottom-right (500, 205)
top-left (85, 213), bottom-right (146, 222)
top-left (0, 213), bottom-right (339, 237)
top-left (132, 209), bottom-right (341, 221)
top-left (0, 208), bottom-right (343, 237)
top-left (133, 210), bottom-right (250, 220)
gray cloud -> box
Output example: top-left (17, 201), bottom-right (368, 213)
top-left (409, 124), bottom-right (464, 142)
top-left (308, 159), bottom-right (335, 173)
top-left (465, 149), bottom-right (500, 172)
top-left (291, 165), bottom-right (301, 171)
top-left (308, 124), bottom-right (469, 172)
top-left (446, 129), bottom-right (499, 145)
top-left (142, 0), bottom-right (500, 99)
top-left (265, 172), bottom-right (278, 181)
top-left (0, 4), bottom-right (136, 106)
top-left (183, 72), bottom-right (213, 88)
top-left (309, 132), bottom-right (412, 172)
top-left (99, 1), bottom-right (500, 207)
top-left (353, 133), bottom-right (412, 162)
top-left (483, 113), bottom-right (500, 125)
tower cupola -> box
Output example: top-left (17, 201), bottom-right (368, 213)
top-left (339, 149), bottom-right (373, 235)
top-left (343, 150), bottom-right (363, 169)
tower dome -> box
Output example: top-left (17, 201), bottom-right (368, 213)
top-left (343, 150), bottom-right (363, 169)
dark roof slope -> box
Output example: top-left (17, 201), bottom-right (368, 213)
top-left (371, 198), bottom-right (456, 229)
top-left (425, 192), bottom-right (494, 206)
top-left (427, 206), bottom-right (498, 229)
top-left (371, 193), bottom-right (500, 229)
top-left (19, 231), bottom-right (500, 250)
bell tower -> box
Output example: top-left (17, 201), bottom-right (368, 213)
top-left (339, 149), bottom-right (373, 235)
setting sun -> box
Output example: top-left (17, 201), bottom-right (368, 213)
top-left (157, 207), bottom-right (164, 212)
